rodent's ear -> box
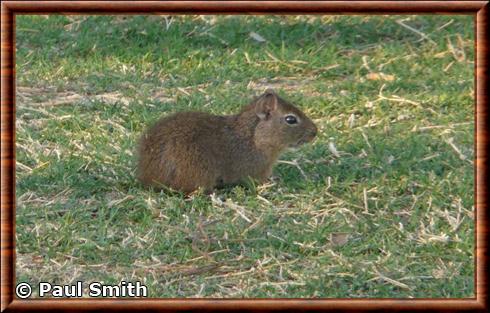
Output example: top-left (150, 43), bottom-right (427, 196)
top-left (264, 88), bottom-right (276, 95)
top-left (255, 92), bottom-right (278, 120)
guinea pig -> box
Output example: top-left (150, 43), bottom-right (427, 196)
top-left (137, 89), bottom-right (317, 193)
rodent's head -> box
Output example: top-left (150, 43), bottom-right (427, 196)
top-left (251, 89), bottom-right (318, 151)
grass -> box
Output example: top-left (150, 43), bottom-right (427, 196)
top-left (15, 15), bottom-right (474, 298)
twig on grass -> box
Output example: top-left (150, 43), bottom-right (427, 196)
top-left (241, 213), bottom-right (264, 236)
top-left (184, 249), bottom-right (230, 264)
top-left (362, 55), bottom-right (371, 71)
top-left (444, 61), bottom-right (455, 72)
top-left (324, 191), bottom-right (364, 211)
top-left (164, 16), bottom-right (174, 31)
top-left (177, 263), bottom-right (222, 277)
top-left (277, 159), bottom-right (308, 179)
top-left (370, 268), bottom-right (414, 290)
top-left (328, 141), bottom-right (341, 158)
top-left (436, 19), bottom-right (454, 31)
top-left (412, 122), bottom-right (472, 132)
top-left (259, 281), bottom-right (306, 287)
top-left (16, 161), bottom-right (33, 173)
top-left (360, 130), bottom-right (372, 150)
top-left (363, 188), bottom-right (372, 216)
top-left (447, 36), bottom-right (466, 62)
top-left (204, 267), bottom-right (256, 280)
top-left (395, 19), bottom-right (436, 45)
top-left (377, 84), bottom-right (421, 107)
top-left (445, 137), bottom-right (473, 164)
top-left (210, 194), bottom-right (253, 223)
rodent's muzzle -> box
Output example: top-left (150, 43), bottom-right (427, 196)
top-left (295, 127), bottom-right (317, 146)
top-left (305, 128), bottom-right (317, 143)
top-left (305, 123), bottom-right (318, 141)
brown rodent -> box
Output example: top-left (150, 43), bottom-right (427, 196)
top-left (136, 89), bottom-right (317, 193)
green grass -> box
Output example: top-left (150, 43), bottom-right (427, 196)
top-left (15, 15), bottom-right (474, 298)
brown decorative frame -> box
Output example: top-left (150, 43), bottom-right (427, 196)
top-left (1, 1), bottom-right (488, 312)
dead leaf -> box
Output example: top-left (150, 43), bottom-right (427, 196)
top-left (366, 72), bottom-right (395, 82)
top-left (328, 142), bottom-right (341, 158)
top-left (249, 32), bottom-right (267, 43)
top-left (330, 233), bottom-right (350, 246)
top-left (434, 51), bottom-right (449, 58)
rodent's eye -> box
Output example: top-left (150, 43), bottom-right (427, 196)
top-left (285, 115), bottom-right (298, 125)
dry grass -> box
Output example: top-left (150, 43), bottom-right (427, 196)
top-left (15, 15), bottom-right (474, 298)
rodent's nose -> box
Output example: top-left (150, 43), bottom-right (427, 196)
top-left (310, 124), bottom-right (318, 138)
top-left (306, 125), bottom-right (317, 142)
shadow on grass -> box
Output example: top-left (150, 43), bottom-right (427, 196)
top-left (17, 16), bottom-right (426, 59)
top-left (275, 126), bottom-right (473, 194)
top-left (16, 122), bottom-right (473, 203)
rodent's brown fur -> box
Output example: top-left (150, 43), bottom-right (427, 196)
top-left (137, 89), bottom-right (317, 193)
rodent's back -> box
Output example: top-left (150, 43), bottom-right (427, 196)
top-left (137, 111), bottom-right (230, 190)
top-left (137, 110), bottom-right (272, 191)
top-left (136, 89), bottom-right (317, 192)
